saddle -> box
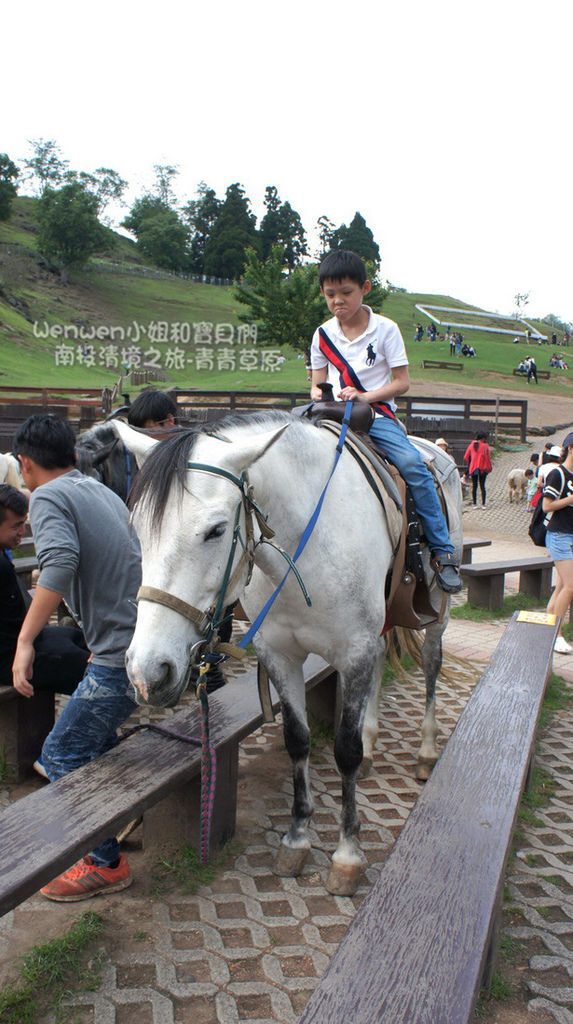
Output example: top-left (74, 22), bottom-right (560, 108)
top-left (308, 411), bottom-right (453, 631)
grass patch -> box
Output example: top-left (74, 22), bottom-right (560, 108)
top-left (152, 839), bottom-right (242, 896)
top-left (451, 593), bottom-right (544, 622)
top-left (0, 911), bottom-right (105, 1024)
top-left (474, 970), bottom-right (514, 1018)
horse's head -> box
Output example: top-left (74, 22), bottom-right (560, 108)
top-left (125, 418), bottom-right (287, 707)
top-left (76, 423), bottom-right (144, 502)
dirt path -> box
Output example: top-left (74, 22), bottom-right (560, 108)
top-left (408, 377), bottom-right (573, 432)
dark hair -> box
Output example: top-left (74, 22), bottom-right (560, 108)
top-left (0, 483), bottom-right (28, 523)
top-left (319, 250), bottom-right (367, 288)
top-left (13, 415), bottom-right (76, 469)
top-left (530, 453), bottom-right (539, 463)
top-left (127, 389), bottom-right (178, 427)
top-left (525, 468), bottom-right (534, 477)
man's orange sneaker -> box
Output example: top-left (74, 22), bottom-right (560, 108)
top-left (40, 855), bottom-right (133, 902)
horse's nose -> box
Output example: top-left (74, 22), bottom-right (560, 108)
top-left (126, 648), bottom-right (174, 705)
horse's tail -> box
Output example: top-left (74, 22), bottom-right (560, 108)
top-left (385, 626), bottom-right (482, 686)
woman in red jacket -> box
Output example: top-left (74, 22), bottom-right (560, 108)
top-left (464, 432), bottom-right (493, 508)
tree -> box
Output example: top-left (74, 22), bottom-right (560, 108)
top-left (22, 138), bottom-right (69, 194)
top-left (37, 180), bottom-right (110, 282)
top-left (182, 182), bottom-right (222, 274)
top-left (122, 195), bottom-right (189, 271)
top-left (153, 164), bottom-right (179, 206)
top-left (77, 167), bottom-right (128, 217)
top-left (316, 215), bottom-right (336, 258)
top-left (513, 292), bottom-right (530, 319)
top-left (236, 247), bottom-right (389, 352)
top-left (203, 183), bottom-right (258, 279)
top-left (235, 245), bottom-right (325, 352)
top-left (260, 187), bottom-right (307, 268)
top-left (331, 212), bottom-right (381, 265)
top-left (0, 153), bottom-right (19, 220)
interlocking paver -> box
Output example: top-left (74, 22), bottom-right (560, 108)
top-left (3, 437), bottom-right (573, 1022)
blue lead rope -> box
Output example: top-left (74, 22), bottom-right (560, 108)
top-left (235, 401), bottom-right (353, 651)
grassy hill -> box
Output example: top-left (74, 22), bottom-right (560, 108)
top-left (1, 197), bottom-right (570, 397)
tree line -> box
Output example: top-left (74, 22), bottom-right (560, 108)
top-left (0, 139), bottom-right (381, 282)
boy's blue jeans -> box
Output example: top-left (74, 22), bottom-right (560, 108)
top-left (41, 663), bottom-right (137, 867)
top-left (369, 415), bottom-right (454, 556)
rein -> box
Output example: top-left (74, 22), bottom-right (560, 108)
top-left (136, 401), bottom-right (354, 665)
top-left (134, 403), bottom-right (353, 863)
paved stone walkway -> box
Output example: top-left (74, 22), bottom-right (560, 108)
top-left (2, 433), bottom-right (573, 1023)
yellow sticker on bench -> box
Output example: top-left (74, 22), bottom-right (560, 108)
top-left (516, 611), bottom-right (557, 625)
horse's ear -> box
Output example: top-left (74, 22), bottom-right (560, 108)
top-left (218, 424), bottom-right (289, 470)
top-left (109, 419), bottom-right (158, 467)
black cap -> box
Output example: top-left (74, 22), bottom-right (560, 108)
top-left (562, 432), bottom-right (573, 449)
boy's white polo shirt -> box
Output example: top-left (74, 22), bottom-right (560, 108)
top-left (310, 307), bottom-right (408, 412)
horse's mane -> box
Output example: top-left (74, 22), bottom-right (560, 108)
top-left (128, 410), bottom-right (299, 528)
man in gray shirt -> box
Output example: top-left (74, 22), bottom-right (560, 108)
top-left (13, 414), bottom-right (141, 902)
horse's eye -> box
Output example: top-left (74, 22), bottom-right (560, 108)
top-left (204, 523), bottom-right (226, 542)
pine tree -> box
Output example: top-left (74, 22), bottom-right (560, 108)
top-left (203, 183), bottom-right (258, 279)
top-left (332, 212), bottom-right (380, 265)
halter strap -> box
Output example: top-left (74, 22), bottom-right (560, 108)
top-left (137, 585), bottom-right (209, 630)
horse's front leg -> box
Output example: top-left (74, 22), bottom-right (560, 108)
top-left (328, 649), bottom-right (380, 896)
top-left (416, 613), bottom-right (448, 781)
top-left (254, 641), bottom-right (313, 877)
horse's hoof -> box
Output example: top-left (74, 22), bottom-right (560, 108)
top-left (415, 757), bottom-right (437, 782)
top-left (357, 755), bottom-right (373, 780)
top-left (274, 844), bottom-right (310, 877)
top-left (326, 861), bottom-right (362, 897)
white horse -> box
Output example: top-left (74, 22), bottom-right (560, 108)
top-left (119, 412), bottom-right (463, 896)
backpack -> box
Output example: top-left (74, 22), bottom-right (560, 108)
top-left (528, 466), bottom-right (563, 546)
top-left (528, 500), bottom-right (548, 546)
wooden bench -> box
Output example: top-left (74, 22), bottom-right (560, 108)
top-left (421, 360), bottom-right (463, 372)
top-left (0, 687), bottom-right (56, 783)
top-left (460, 556), bottom-right (554, 610)
top-left (12, 555), bottom-right (38, 589)
top-left (0, 655), bottom-right (336, 917)
top-left (300, 612), bottom-right (558, 1024)
top-left (461, 537), bottom-right (492, 564)
top-left (512, 368), bottom-right (551, 380)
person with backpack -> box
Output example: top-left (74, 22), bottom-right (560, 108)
top-left (543, 434), bottom-right (573, 654)
top-left (463, 432), bottom-right (493, 508)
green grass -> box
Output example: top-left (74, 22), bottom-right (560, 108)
top-left (450, 593), bottom-right (544, 622)
top-left (0, 911), bottom-right (105, 1024)
top-left (2, 196), bottom-right (571, 396)
top-left (151, 839), bottom-right (242, 896)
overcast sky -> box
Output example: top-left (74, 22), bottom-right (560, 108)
top-left (4, 0), bottom-right (572, 322)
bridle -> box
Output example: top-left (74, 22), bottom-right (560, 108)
top-left (137, 404), bottom-right (353, 669)
top-left (137, 461), bottom-right (290, 665)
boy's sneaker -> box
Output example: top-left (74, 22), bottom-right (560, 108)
top-left (33, 757), bottom-right (49, 779)
top-left (432, 553), bottom-right (463, 594)
top-left (40, 854), bottom-right (132, 902)
top-left (554, 636), bottom-right (573, 655)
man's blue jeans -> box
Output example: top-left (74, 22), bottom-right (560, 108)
top-left (369, 414), bottom-right (454, 556)
top-left (42, 663), bottom-right (137, 866)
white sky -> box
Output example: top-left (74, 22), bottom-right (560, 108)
top-left (4, 0), bottom-right (572, 321)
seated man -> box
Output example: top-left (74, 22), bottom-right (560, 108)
top-left (0, 483), bottom-right (89, 698)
